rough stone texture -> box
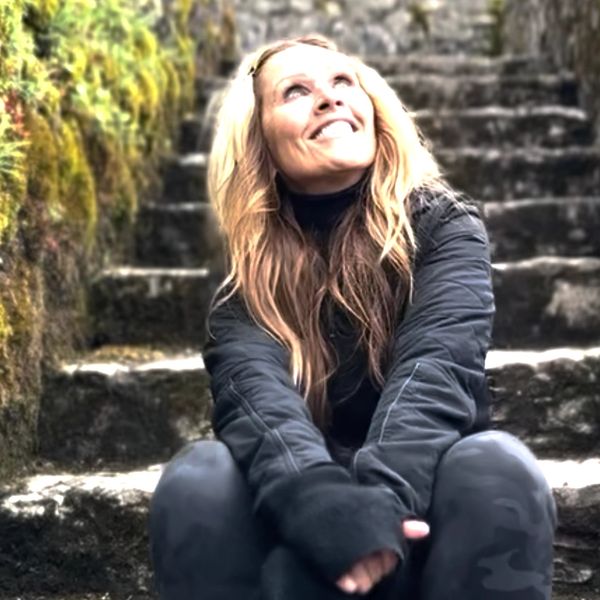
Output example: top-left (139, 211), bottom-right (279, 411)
top-left (482, 198), bottom-right (600, 261)
top-left (417, 106), bottom-right (593, 149)
top-left (488, 352), bottom-right (600, 457)
top-left (230, 0), bottom-right (495, 56)
top-left (89, 267), bottom-right (220, 347)
top-left (503, 0), bottom-right (600, 141)
top-left (436, 147), bottom-right (600, 201)
top-left (386, 73), bottom-right (579, 111)
top-left (135, 202), bottom-right (225, 269)
top-left (0, 468), bottom-right (160, 598)
top-left (38, 353), bottom-right (212, 468)
top-left (492, 258), bottom-right (600, 348)
top-left (160, 153), bottom-right (208, 204)
top-left (363, 54), bottom-right (554, 76)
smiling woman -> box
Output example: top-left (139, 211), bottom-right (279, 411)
top-left (149, 35), bottom-right (557, 600)
top-left (258, 44), bottom-right (376, 194)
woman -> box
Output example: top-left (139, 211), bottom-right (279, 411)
top-left (149, 36), bottom-right (557, 600)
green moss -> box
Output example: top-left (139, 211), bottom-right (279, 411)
top-left (26, 0), bottom-right (61, 30)
top-left (57, 119), bottom-right (98, 247)
top-left (137, 68), bottom-right (161, 122)
top-left (24, 109), bottom-right (60, 218)
top-left (488, 0), bottom-right (506, 56)
top-left (408, 2), bottom-right (431, 37)
top-left (0, 301), bottom-right (14, 350)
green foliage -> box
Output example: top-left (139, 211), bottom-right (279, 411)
top-left (0, 0), bottom-right (199, 245)
top-left (488, 0), bottom-right (506, 56)
top-left (408, 2), bottom-right (431, 37)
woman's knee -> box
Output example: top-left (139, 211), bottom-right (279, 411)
top-left (433, 431), bottom-right (557, 528)
top-left (150, 440), bottom-right (247, 525)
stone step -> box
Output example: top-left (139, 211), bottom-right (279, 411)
top-left (161, 152), bottom-right (207, 204)
top-left (487, 347), bottom-right (600, 458)
top-left (1, 460), bottom-right (598, 598)
top-left (364, 54), bottom-right (554, 77)
top-left (89, 258), bottom-right (600, 348)
top-left (39, 348), bottom-right (211, 467)
top-left (437, 147), bottom-right (600, 200)
top-left (88, 267), bottom-right (220, 348)
top-left (195, 72), bottom-right (578, 117)
top-left (183, 105), bottom-right (594, 155)
top-left (38, 346), bottom-right (600, 467)
top-left (417, 106), bottom-right (594, 149)
top-left (134, 202), bottom-right (225, 269)
top-left (159, 147), bottom-right (600, 204)
top-left (492, 257), bottom-right (600, 348)
top-left (133, 197), bottom-right (600, 268)
top-left (482, 197), bottom-right (600, 261)
top-left (387, 73), bottom-right (579, 110)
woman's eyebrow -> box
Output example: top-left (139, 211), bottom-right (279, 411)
top-left (275, 73), bottom-right (311, 88)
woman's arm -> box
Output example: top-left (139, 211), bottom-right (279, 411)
top-left (204, 295), bottom-right (408, 581)
top-left (351, 198), bottom-right (495, 518)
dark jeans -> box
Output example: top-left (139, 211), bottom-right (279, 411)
top-left (149, 431), bottom-right (557, 600)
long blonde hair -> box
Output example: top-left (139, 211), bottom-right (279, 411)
top-left (208, 35), bottom-right (446, 430)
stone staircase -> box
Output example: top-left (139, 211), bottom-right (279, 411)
top-left (1, 51), bottom-right (600, 600)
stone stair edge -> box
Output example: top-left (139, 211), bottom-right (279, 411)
top-left (53, 344), bottom-right (600, 376)
top-left (2, 457), bottom-right (599, 513)
top-left (94, 255), bottom-right (600, 277)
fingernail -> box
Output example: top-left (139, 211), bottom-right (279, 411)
top-left (342, 578), bottom-right (357, 593)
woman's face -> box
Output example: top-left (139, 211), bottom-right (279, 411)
top-left (258, 44), bottom-right (376, 194)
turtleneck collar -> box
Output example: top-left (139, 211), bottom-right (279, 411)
top-left (277, 172), bottom-right (370, 233)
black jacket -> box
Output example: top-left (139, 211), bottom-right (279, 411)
top-left (203, 188), bottom-right (494, 598)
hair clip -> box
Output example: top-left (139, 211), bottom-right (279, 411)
top-left (248, 65), bottom-right (257, 77)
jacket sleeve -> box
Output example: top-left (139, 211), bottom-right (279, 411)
top-left (351, 198), bottom-right (495, 519)
top-left (203, 294), bottom-right (408, 581)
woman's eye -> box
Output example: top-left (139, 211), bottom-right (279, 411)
top-left (334, 75), bottom-right (353, 87)
top-left (284, 84), bottom-right (307, 100)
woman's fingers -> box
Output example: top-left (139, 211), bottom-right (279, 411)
top-left (402, 519), bottom-right (430, 539)
top-left (349, 560), bottom-right (376, 594)
top-left (336, 550), bottom-right (399, 595)
top-left (379, 549), bottom-right (398, 575)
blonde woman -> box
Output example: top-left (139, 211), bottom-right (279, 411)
top-left (149, 36), bottom-right (556, 600)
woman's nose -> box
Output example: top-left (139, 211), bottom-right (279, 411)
top-left (315, 88), bottom-right (344, 113)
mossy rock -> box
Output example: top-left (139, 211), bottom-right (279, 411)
top-left (57, 119), bottom-right (98, 249)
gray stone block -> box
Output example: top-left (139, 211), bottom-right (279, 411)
top-left (492, 257), bottom-right (600, 347)
top-left (436, 147), bottom-right (600, 200)
top-left (39, 353), bottom-right (213, 467)
top-left (89, 267), bottom-right (220, 347)
top-left (482, 197), bottom-right (600, 260)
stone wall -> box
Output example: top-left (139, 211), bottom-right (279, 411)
top-left (503, 0), bottom-right (600, 140)
top-left (231, 0), bottom-right (495, 57)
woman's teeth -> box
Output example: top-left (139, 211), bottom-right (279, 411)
top-left (315, 121), bottom-right (354, 140)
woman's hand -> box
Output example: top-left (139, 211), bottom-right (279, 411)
top-left (336, 520), bottom-right (430, 595)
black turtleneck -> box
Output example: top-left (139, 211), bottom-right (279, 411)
top-left (276, 172), bottom-right (369, 236)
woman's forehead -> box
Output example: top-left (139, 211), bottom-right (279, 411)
top-left (259, 45), bottom-right (355, 89)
